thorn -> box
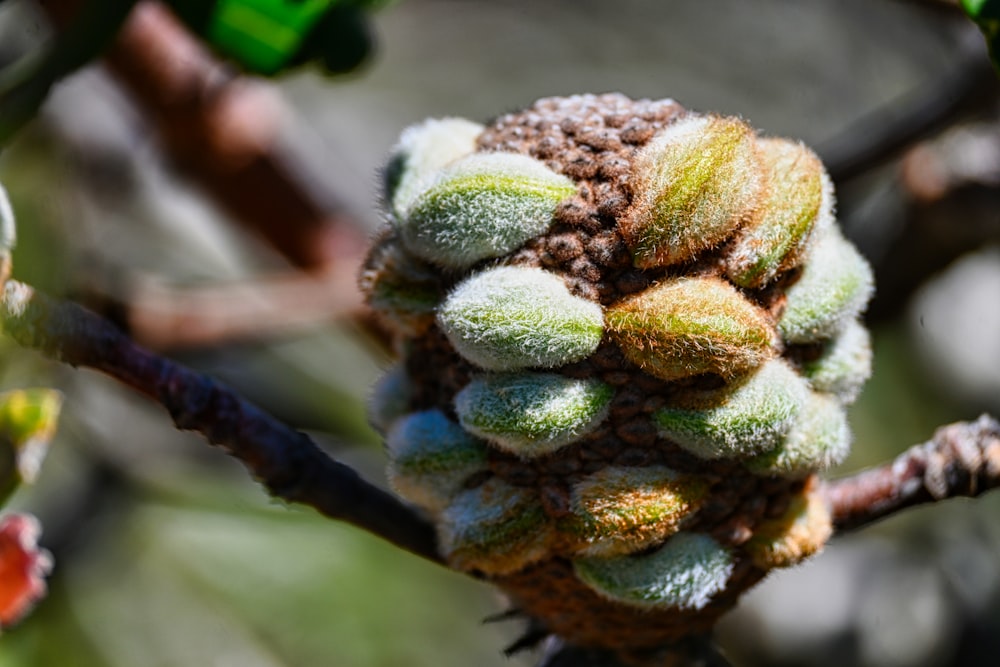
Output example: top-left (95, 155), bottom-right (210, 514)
top-left (481, 608), bottom-right (523, 624)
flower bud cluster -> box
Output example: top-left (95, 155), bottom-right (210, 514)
top-left (360, 93), bottom-right (873, 649)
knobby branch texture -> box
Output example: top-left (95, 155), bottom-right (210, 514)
top-left (0, 280), bottom-right (442, 565)
top-left (822, 414), bottom-right (1000, 532)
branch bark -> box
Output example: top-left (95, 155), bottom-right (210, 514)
top-left (0, 280), bottom-right (442, 565)
top-left (822, 414), bottom-right (1000, 533)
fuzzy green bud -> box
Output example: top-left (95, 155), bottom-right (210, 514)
top-left (621, 114), bottom-right (762, 269)
top-left (606, 277), bottom-right (776, 381)
top-left (439, 478), bottom-right (553, 575)
top-left (455, 372), bottom-right (613, 457)
top-left (800, 319), bottom-right (872, 405)
top-left (359, 229), bottom-right (442, 332)
top-left (652, 360), bottom-right (807, 460)
top-left (385, 409), bottom-right (490, 512)
top-left (574, 532), bottom-right (734, 611)
top-left (385, 117), bottom-right (485, 219)
top-left (744, 392), bottom-right (850, 477)
top-left (400, 152), bottom-right (576, 269)
top-left (438, 265), bottom-right (604, 371)
top-left (778, 227), bottom-right (874, 344)
top-left (725, 138), bottom-right (831, 288)
top-left (559, 466), bottom-right (708, 557)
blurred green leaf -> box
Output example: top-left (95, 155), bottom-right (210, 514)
top-left (168, 0), bottom-right (383, 76)
top-left (0, 389), bottom-right (62, 505)
top-left (962, 0), bottom-right (1000, 72)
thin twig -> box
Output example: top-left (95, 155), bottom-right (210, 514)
top-left (0, 280), bottom-right (442, 564)
top-left (822, 414), bottom-right (1000, 533)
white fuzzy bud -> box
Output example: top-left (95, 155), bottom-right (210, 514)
top-left (745, 392), bottom-right (851, 477)
top-left (437, 266), bottom-right (604, 371)
top-left (400, 152), bottom-right (576, 269)
top-left (652, 360), bottom-right (808, 460)
top-left (385, 117), bottom-right (484, 219)
top-left (778, 227), bottom-right (874, 344)
top-left (801, 319), bottom-right (872, 405)
top-left (439, 478), bottom-right (553, 575)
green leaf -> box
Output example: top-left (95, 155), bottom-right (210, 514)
top-left (0, 389), bottom-right (63, 505)
top-left (962, 0), bottom-right (1000, 72)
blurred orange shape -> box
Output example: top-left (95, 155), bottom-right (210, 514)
top-left (0, 513), bottom-right (52, 629)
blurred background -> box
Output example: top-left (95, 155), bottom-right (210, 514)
top-left (0, 0), bottom-right (999, 665)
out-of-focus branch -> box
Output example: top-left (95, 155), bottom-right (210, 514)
top-left (822, 415), bottom-right (1000, 533)
top-left (42, 0), bottom-right (369, 270)
top-left (821, 22), bottom-right (997, 184)
top-left (866, 120), bottom-right (1000, 320)
top-left (0, 0), bottom-right (137, 146)
top-left (84, 264), bottom-right (365, 351)
top-left (0, 279), bottom-right (442, 564)
top-left (104, 1), bottom-right (368, 269)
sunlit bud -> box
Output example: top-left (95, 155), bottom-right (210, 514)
top-left (800, 319), bottom-right (872, 405)
top-left (620, 115), bottom-right (762, 269)
top-left (725, 138), bottom-right (829, 288)
top-left (744, 391), bottom-right (851, 477)
top-left (606, 277), bottom-right (776, 381)
top-left (401, 152), bottom-right (576, 269)
top-left (778, 227), bottom-right (874, 344)
top-left (559, 466), bottom-right (708, 557)
top-left (384, 117), bottom-right (484, 219)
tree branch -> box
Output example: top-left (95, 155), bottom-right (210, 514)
top-left (100, 1), bottom-right (368, 270)
top-left (0, 280), bottom-right (442, 565)
top-left (822, 414), bottom-right (1000, 533)
top-left (0, 0), bottom-right (138, 146)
